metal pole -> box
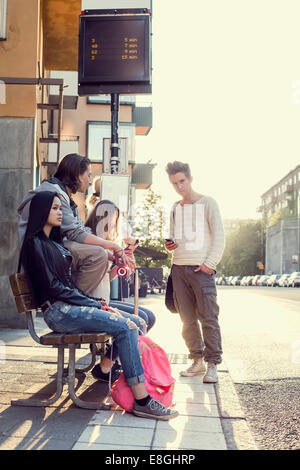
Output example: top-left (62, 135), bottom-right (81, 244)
top-left (298, 193), bottom-right (300, 271)
top-left (134, 268), bottom-right (139, 316)
top-left (110, 93), bottom-right (120, 174)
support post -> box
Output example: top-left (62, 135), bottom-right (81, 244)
top-left (110, 93), bottom-right (120, 174)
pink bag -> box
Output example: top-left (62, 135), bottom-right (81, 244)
top-left (111, 336), bottom-right (175, 412)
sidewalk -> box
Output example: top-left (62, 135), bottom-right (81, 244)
top-left (0, 295), bottom-right (257, 451)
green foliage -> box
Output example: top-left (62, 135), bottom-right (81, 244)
top-left (268, 208), bottom-right (294, 227)
top-left (133, 188), bottom-right (172, 268)
top-left (219, 220), bottom-right (265, 276)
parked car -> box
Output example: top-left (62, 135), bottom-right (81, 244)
top-left (278, 274), bottom-right (288, 287)
top-left (232, 276), bottom-right (242, 286)
top-left (218, 276), bottom-right (227, 285)
top-left (240, 276), bottom-right (248, 286)
top-left (287, 272), bottom-right (300, 287)
top-left (257, 275), bottom-right (269, 286)
top-left (247, 276), bottom-right (254, 286)
top-left (262, 275), bottom-right (271, 286)
top-left (267, 274), bottom-right (281, 287)
top-left (283, 274), bottom-right (291, 287)
top-left (251, 275), bottom-right (261, 286)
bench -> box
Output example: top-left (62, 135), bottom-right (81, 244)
top-left (9, 272), bottom-right (113, 410)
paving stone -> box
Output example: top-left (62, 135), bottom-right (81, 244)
top-left (174, 382), bottom-right (216, 394)
top-left (72, 442), bottom-right (150, 450)
top-left (76, 424), bottom-right (154, 447)
top-left (175, 402), bottom-right (220, 417)
top-left (156, 415), bottom-right (223, 433)
top-left (173, 390), bottom-right (217, 405)
top-left (89, 409), bottom-right (156, 429)
top-left (152, 429), bottom-right (227, 450)
top-left (0, 435), bottom-right (76, 450)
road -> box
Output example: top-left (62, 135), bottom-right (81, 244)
top-left (218, 286), bottom-right (300, 450)
top-left (140, 286), bottom-right (300, 449)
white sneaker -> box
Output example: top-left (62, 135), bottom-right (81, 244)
top-left (180, 358), bottom-right (206, 377)
top-left (203, 363), bottom-right (218, 383)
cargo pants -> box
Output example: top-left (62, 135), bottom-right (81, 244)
top-left (171, 265), bottom-right (222, 364)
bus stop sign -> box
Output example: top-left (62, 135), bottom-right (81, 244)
top-left (78, 12), bottom-right (151, 95)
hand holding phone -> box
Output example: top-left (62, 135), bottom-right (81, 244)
top-left (165, 238), bottom-right (178, 251)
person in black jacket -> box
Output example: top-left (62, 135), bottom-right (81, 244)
top-left (19, 191), bottom-right (178, 421)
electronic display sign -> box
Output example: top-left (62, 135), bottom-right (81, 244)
top-left (78, 14), bottom-right (151, 90)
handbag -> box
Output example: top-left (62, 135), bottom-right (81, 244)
top-left (165, 202), bottom-right (180, 314)
top-left (165, 273), bottom-right (178, 313)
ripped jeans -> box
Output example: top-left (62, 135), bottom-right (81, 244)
top-left (44, 301), bottom-right (145, 386)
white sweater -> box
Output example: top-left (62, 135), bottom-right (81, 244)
top-left (169, 196), bottom-right (225, 270)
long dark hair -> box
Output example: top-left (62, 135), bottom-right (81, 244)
top-left (19, 191), bottom-right (71, 292)
top-left (54, 154), bottom-right (90, 194)
top-left (85, 199), bottom-right (119, 240)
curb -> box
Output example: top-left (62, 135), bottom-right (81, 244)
top-left (215, 363), bottom-right (258, 450)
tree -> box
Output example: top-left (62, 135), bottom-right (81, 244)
top-left (131, 188), bottom-right (172, 268)
top-left (219, 220), bottom-right (265, 276)
top-left (268, 207), bottom-right (294, 227)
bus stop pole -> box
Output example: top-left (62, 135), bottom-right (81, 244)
top-left (110, 93), bottom-right (120, 174)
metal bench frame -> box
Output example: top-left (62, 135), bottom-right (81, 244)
top-left (9, 273), bottom-right (113, 410)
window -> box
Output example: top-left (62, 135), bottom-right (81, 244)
top-left (87, 121), bottom-right (136, 163)
top-left (0, 0), bottom-right (7, 40)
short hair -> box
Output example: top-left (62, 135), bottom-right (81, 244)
top-left (54, 154), bottom-right (90, 194)
top-left (165, 161), bottom-right (191, 179)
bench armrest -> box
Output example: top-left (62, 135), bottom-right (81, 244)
top-left (26, 311), bottom-right (41, 344)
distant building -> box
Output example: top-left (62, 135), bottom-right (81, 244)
top-left (258, 165), bottom-right (300, 274)
top-left (258, 164), bottom-right (300, 224)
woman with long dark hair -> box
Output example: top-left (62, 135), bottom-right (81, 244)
top-left (19, 191), bottom-right (177, 421)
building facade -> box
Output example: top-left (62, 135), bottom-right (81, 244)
top-left (0, 0), bottom-right (153, 327)
top-left (258, 165), bottom-right (300, 274)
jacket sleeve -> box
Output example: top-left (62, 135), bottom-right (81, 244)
top-left (27, 239), bottom-right (101, 308)
top-left (204, 198), bottom-right (225, 270)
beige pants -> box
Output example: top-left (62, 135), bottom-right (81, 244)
top-left (63, 240), bottom-right (109, 297)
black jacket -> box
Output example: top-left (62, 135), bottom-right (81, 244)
top-left (25, 237), bottom-right (101, 309)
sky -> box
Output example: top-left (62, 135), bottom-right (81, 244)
top-left (135, 0), bottom-right (300, 220)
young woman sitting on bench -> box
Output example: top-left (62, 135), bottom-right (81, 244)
top-left (19, 191), bottom-right (178, 421)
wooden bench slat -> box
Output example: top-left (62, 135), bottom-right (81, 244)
top-left (81, 333), bottom-right (110, 343)
top-left (15, 294), bottom-right (38, 313)
top-left (9, 273), bottom-right (31, 296)
top-left (40, 333), bottom-right (64, 345)
top-left (40, 332), bottom-right (111, 346)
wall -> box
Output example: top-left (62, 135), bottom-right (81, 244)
top-left (0, 118), bottom-right (35, 327)
top-left (0, 0), bottom-right (40, 117)
top-left (266, 218), bottom-right (299, 274)
top-left (0, 0), bottom-right (40, 327)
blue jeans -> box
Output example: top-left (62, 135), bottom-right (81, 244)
top-left (109, 301), bottom-right (156, 332)
top-left (44, 301), bottom-right (145, 386)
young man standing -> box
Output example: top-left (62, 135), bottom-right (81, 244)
top-left (165, 161), bottom-right (225, 383)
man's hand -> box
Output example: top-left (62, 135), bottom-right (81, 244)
top-left (165, 240), bottom-right (178, 251)
top-left (194, 264), bottom-right (214, 275)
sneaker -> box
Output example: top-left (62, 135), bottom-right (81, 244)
top-left (133, 398), bottom-right (179, 421)
top-left (91, 363), bottom-right (122, 383)
top-left (180, 358), bottom-right (206, 377)
top-left (203, 363), bottom-right (218, 383)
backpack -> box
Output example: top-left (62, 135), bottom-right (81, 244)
top-left (111, 336), bottom-right (175, 412)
